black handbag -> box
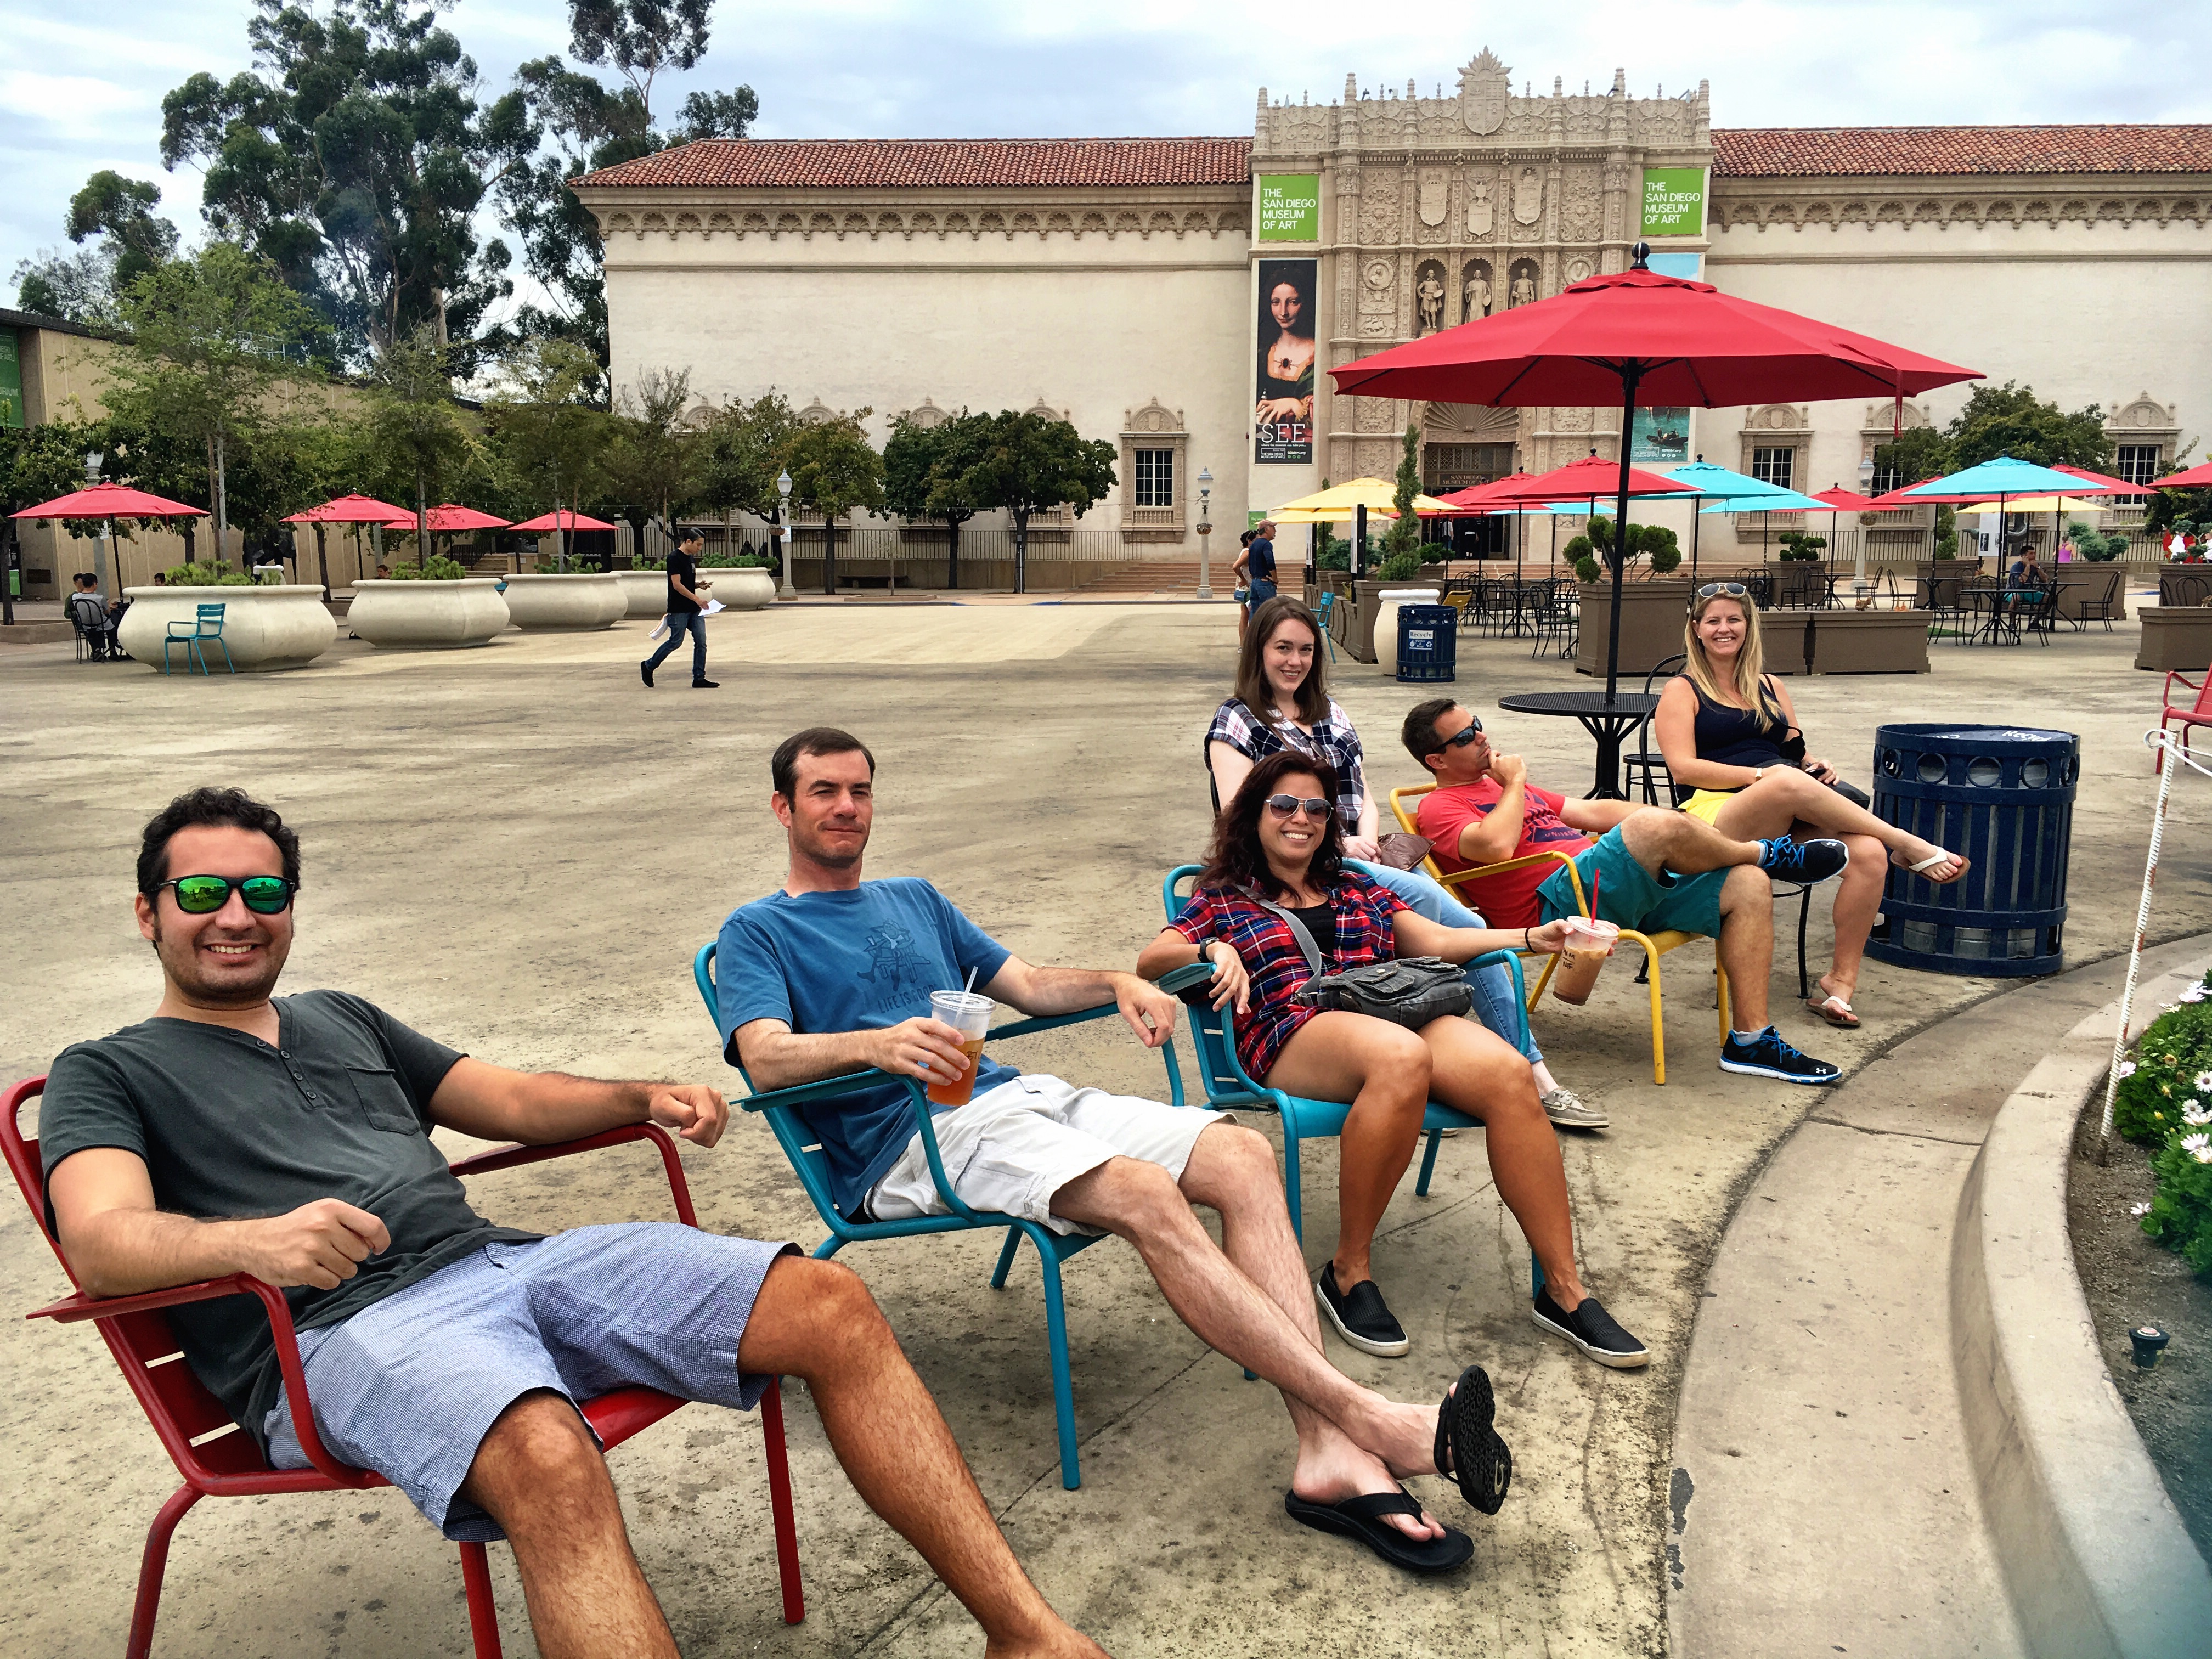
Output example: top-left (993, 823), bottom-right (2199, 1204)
top-left (1243, 890), bottom-right (1471, 1030)
top-left (1780, 732), bottom-right (1872, 809)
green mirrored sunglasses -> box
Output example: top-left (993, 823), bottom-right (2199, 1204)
top-left (157, 874), bottom-right (298, 915)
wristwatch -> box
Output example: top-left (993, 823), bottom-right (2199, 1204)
top-left (1752, 766), bottom-right (1765, 783)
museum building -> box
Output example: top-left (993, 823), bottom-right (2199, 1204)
top-left (571, 49), bottom-right (2212, 568)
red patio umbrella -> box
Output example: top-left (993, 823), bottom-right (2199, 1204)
top-left (2053, 464), bottom-right (2144, 495)
top-left (13, 481), bottom-right (210, 606)
top-left (512, 509), bottom-right (618, 571)
top-left (1330, 245), bottom-right (1981, 696)
top-left (377, 505), bottom-right (515, 578)
top-left (2149, 460), bottom-right (2212, 489)
top-left (283, 495), bottom-right (415, 598)
top-left (1810, 486), bottom-right (1883, 598)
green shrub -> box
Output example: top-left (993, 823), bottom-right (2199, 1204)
top-left (161, 562), bottom-right (256, 586)
top-left (1649, 545), bottom-right (1682, 575)
top-left (1376, 549), bottom-right (1421, 582)
top-left (2066, 520), bottom-right (2129, 563)
top-left (1573, 553), bottom-right (1600, 584)
top-left (698, 549), bottom-right (771, 568)
top-left (1776, 529), bottom-right (1827, 563)
top-left (2113, 985), bottom-right (2212, 1144)
top-left (387, 555), bottom-right (470, 580)
top-left (1933, 505), bottom-right (1958, 560)
top-left (1315, 538), bottom-right (1350, 572)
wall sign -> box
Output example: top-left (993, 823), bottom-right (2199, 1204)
top-left (1640, 167), bottom-right (1706, 238)
top-left (1257, 174), bottom-right (1320, 242)
top-left (1630, 407), bottom-right (1691, 465)
top-left (0, 332), bottom-right (22, 430)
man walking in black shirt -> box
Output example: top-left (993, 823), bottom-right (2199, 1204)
top-left (640, 528), bottom-right (716, 688)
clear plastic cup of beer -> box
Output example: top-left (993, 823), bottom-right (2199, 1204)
top-left (925, 990), bottom-right (994, 1105)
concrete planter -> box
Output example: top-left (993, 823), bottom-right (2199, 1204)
top-left (1576, 578), bottom-right (1703, 677)
top-left (348, 579), bottom-right (510, 650)
top-left (2053, 566), bottom-right (2126, 623)
top-left (613, 570), bottom-right (668, 619)
top-left (712, 567), bottom-right (777, 611)
top-left (1372, 588), bottom-right (1441, 677)
top-left (2158, 566), bottom-right (2212, 606)
top-left (116, 584), bottom-right (336, 671)
top-left (499, 572), bottom-right (625, 631)
top-left (1807, 609), bottom-right (1931, 674)
top-left (2135, 606), bottom-right (2212, 671)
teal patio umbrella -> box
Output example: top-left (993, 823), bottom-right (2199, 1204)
top-left (1660, 458), bottom-right (1803, 581)
top-left (1700, 487), bottom-right (1829, 574)
top-left (1899, 456), bottom-right (2123, 567)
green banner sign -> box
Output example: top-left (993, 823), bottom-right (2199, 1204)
top-left (0, 331), bottom-right (22, 430)
top-left (1257, 174), bottom-right (1320, 241)
top-left (1640, 167), bottom-right (1706, 238)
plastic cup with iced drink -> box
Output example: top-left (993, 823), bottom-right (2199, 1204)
top-left (1551, 915), bottom-right (1620, 1006)
top-left (926, 990), bottom-right (994, 1105)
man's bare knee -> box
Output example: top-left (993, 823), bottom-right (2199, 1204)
top-left (1190, 1121), bottom-right (1282, 1204)
top-left (469, 1392), bottom-right (608, 1517)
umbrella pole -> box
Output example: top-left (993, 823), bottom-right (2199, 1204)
top-left (316, 523), bottom-right (330, 601)
top-left (1691, 505), bottom-right (1700, 584)
top-left (1604, 370), bottom-right (1643, 702)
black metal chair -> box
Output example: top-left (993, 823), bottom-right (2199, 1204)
top-left (2019, 580), bottom-right (2065, 645)
top-left (1622, 654), bottom-right (1685, 806)
top-left (2069, 566), bottom-right (2124, 631)
top-left (67, 592), bottom-right (115, 662)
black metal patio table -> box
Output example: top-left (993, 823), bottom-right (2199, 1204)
top-left (1498, 690), bottom-right (1661, 800)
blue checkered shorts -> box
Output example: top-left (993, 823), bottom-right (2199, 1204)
top-left (265, 1223), bottom-right (794, 1541)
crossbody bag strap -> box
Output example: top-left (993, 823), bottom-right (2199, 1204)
top-left (1241, 886), bottom-right (1327, 977)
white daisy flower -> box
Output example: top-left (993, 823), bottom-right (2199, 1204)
top-left (2131, 1201), bottom-right (2153, 1217)
top-left (2180, 983), bottom-right (2208, 1002)
top-left (2182, 1132), bottom-right (2211, 1155)
top-left (2195, 1071), bottom-right (2212, 1091)
top-left (2115, 1060), bottom-right (2138, 1080)
top-left (2186, 1103), bottom-right (2212, 1127)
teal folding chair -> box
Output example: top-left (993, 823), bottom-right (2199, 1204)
top-left (1160, 865), bottom-right (1544, 1298)
top-left (1311, 590), bottom-right (1339, 661)
top-left (163, 603), bottom-right (235, 675)
top-left (693, 940), bottom-right (1215, 1490)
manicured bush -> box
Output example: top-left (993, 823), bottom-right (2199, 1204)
top-left (1573, 553), bottom-right (1600, 584)
top-left (386, 554), bottom-right (469, 580)
top-left (1376, 549), bottom-right (1421, 582)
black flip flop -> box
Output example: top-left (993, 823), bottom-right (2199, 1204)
top-left (1434, 1363), bottom-right (1513, 1515)
top-left (1283, 1487), bottom-right (1473, 1574)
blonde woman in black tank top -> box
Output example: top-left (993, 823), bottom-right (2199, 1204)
top-left (1654, 588), bottom-right (1970, 1031)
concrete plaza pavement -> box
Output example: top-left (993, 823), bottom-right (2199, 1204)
top-left (1, 600), bottom-right (2205, 1657)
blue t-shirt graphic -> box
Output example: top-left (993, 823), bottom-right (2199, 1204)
top-left (716, 878), bottom-right (1014, 1215)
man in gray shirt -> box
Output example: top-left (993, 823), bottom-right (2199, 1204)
top-left (40, 786), bottom-right (1109, 1659)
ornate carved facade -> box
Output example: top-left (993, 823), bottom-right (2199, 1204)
top-left (1249, 53), bottom-right (1713, 483)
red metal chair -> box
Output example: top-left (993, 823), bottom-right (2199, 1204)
top-left (2158, 668), bottom-right (2212, 772)
top-left (4, 1075), bottom-right (803, 1657)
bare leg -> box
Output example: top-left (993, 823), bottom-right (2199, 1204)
top-left (1711, 769), bottom-right (1965, 879)
top-left (1262, 1012), bottom-right (1429, 1288)
top-left (735, 1257), bottom-right (1107, 1659)
top-left (458, 1392), bottom-right (678, 1659)
top-left (1408, 1018), bottom-right (1589, 1306)
top-left (1613, 805), bottom-right (1769, 878)
top-left (1048, 1138), bottom-right (1449, 1507)
top-left (1715, 864), bottom-right (1775, 1030)
top-left (1816, 832), bottom-right (1886, 1006)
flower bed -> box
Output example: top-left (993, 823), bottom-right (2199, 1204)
top-left (2113, 969), bottom-right (2212, 1277)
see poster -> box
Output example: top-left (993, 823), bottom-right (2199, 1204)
top-left (1255, 259), bottom-right (1316, 465)
top-left (1630, 407), bottom-right (1690, 464)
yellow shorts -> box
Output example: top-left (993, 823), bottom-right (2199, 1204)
top-left (1679, 788), bottom-right (1736, 826)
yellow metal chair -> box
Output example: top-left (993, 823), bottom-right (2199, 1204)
top-left (1389, 783), bottom-right (1728, 1085)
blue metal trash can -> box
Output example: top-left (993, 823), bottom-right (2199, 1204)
top-left (1865, 724), bottom-right (2078, 977)
top-left (1396, 605), bottom-right (1457, 682)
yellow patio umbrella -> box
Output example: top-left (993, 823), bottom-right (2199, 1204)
top-left (1265, 476), bottom-right (1459, 521)
top-left (1952, 494), bottom-right (2112, 515)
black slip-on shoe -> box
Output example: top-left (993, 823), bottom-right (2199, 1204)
top-left (1758, 834), bottom-right (1849, 884)
top-left (691, 678), bottom-right (719, 688)
top-left (1316, 1262), bottom-right (1410, 1357)
top-left (1531, 1288), bottom-right (1650, 1369)
top-left (639, 661), bottom-right (654, 687)
top-left (1719, 1025), bottom-right (1841, 1085)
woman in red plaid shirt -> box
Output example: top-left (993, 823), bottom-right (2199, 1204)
top-left (1140, 752), bottom-right (1649, 1372)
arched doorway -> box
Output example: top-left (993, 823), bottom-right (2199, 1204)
top-left (1422, 402), bottom-right (1521, 556)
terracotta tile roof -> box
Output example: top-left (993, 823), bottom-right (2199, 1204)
top-left (575, 137), bottom-right (1255, 190)
top-left (1712, 126), bottom-right (2212, 177)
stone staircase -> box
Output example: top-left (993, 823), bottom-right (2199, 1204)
top-left (1071, 559), bottom-right (1206, 595)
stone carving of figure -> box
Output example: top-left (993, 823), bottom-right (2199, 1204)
top-left (1464, 274), bottom-right (1492, 320)
top-left (1417, 274), bottom-right (1445, 334)
top-left (1509, 272), bottom-right (1537, 308)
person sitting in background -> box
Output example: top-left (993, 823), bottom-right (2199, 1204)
top-left (69, 573), bottom-right (116, 661)
top-left (1652, 584), bottom-right (1970, 1031)
top-left (1404, 697), bottom-right (1847, 1086)
top-left (1206, 595), bottom-right (1601, 1127)
top-left (1143, 751), bottom-right (1646, 1371)
top-left (151, 571), bottom-right (168, 586)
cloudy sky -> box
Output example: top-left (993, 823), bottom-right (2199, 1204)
top-left (7, 0), bottom-right (2209, 317)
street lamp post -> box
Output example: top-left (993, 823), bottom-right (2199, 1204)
top-left (84, 451), bottom-right (109, 597)
top-left (775, 469), bottom-right (796, 600)
top-left (1854, 455), bottom-right (1876, 606)
top-left (1195, 467), bottom-right (1214, 599)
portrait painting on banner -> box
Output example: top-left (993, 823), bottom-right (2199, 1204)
top-left (1255, 258), bottom-right (1317, 464)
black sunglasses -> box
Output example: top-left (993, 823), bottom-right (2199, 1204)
top-left (1695, 581), bottom-right (1750, 600)
top-left (156, 874), bottom-right (298, 915)
top-left (1263, 794), bottom-right (1333, 820)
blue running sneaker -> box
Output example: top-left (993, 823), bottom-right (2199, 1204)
top-left (1758, 836), bottom-right (1848, 884)
top-left (1720, 1025), bottom-right (1841, 1085)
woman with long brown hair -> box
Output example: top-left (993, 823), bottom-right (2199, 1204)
top-left (1139, 751), bottom-right (1647, 1375)
top-left (1206, 595), bottom-right (1601, 1126)
top-left (1653, 582), bottom-right (1968, 1030)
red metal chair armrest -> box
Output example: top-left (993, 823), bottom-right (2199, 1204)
top-left (2162, 668), bottom-right (2204, 712)
top-left (445, 1121), bottom-right (697, 1227)
top-left (30, 1271), bottom-right (370, 1488)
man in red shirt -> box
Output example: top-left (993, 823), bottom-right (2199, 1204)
top-left (1401, 698), bottom-right (1845, 1085)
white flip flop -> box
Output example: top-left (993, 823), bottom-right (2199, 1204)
top-left (1904, 848), bottom-right (1965, 879)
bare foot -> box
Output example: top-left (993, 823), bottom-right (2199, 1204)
top-left (1808, 974), bottom-right (1862, 1029)
top-left (1892, 837), bottom-right (1968, 883)
top-left (1290, 1424), bottom-right (1445, 1542)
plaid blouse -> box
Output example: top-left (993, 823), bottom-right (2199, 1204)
top-left (1205, 697), bottom-right (1368, 833)
top-left (1169, 872), bottom-right (1408, 1080)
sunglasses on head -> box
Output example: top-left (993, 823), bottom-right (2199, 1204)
top-left (1263, 794), bottom-right (1333, 821)
top-left (157, 874), bottom-right (298, 915)
top-left (1695, 582), bottom-right (1750, 600)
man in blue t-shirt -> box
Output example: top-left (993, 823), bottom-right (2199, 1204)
top-left (716, 727), bottom-right (1520, 1573)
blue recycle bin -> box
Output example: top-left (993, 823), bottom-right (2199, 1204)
top-left (1865, 724), bottom-right (2079, 977)
top-left (1396, 604), bottom-right (1458, 683)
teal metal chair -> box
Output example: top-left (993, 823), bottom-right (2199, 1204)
top-left (1311, 590), bottom-right (1339, 661)
top-left (693, 940), bottom-right (1215, 1490)
top-left (1160, 865), bottom-right (1543, 1296)
top-left (163, 603), bottom-right (235, 675)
